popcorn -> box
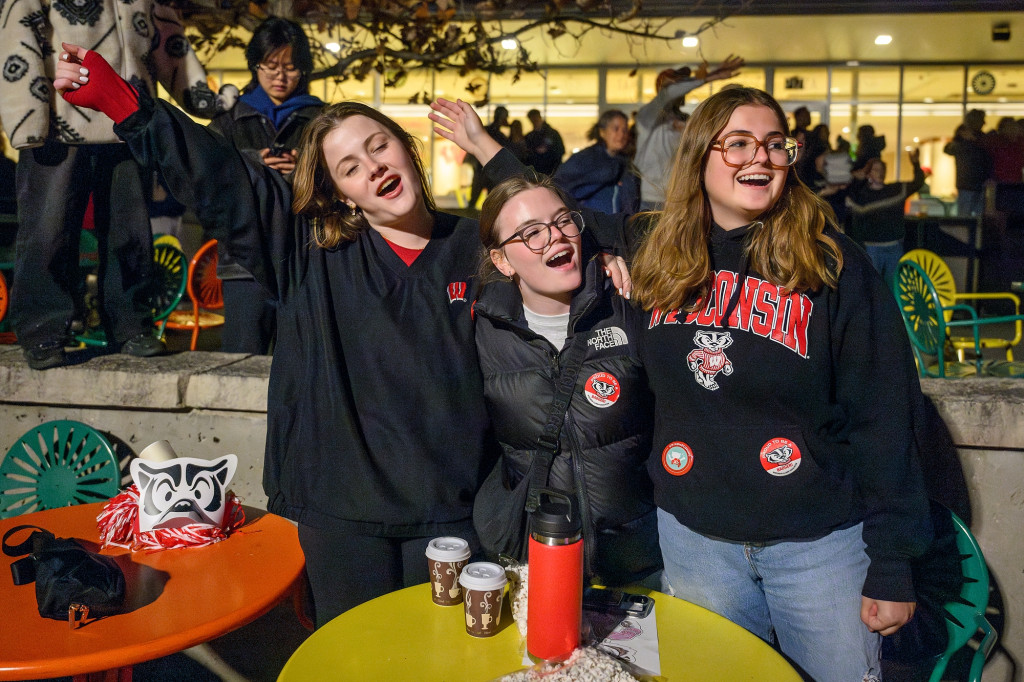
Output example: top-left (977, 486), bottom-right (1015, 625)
top-left (497, 646), bottom-right (639, 682)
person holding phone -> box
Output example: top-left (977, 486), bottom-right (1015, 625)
top-left (208, 17), bottom-right (325, 354)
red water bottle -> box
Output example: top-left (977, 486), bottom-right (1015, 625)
top-left (527, 488), bottom-right (583, 662)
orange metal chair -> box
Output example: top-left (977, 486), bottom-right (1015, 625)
top-left (164, 239), bottom-right (224, 350)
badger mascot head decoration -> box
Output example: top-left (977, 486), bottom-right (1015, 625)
top-left (129, 455), bottom-right (238, 531)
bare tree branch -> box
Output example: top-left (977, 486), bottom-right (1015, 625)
top-left (182, 0), bottom-right (754, 102)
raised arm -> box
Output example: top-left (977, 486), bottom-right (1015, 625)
top-left (55, 43), bottom-right (293, 298)
top-left (429, 98), bottom-right (504, 167)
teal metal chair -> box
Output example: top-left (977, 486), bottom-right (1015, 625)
top-left (929, 511), bottom-right (998, 682)
top-left (75, 243), bottom-right (187, 347)
top-left (0, 420), bottom-right (121, 518)
top-left (893, 260), bottom-right (1024, 378)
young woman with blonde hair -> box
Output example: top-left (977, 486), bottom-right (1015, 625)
top-left (630, 87), bottom-right (932, 682)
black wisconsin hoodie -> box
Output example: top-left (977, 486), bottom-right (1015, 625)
top-left (641, 221), bottom-right (932, 602)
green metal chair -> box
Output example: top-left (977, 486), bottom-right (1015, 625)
top-left (893, 260), bottom-right (1024, 378)
top-left (929, 511), bottom-right (998, 682)
top-left (0, 420), bottom-right (121, 518)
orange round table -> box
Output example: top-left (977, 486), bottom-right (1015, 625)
top-left (279, 583), bottom-right (803, 681)
top-left (0, 502), bottom-right (305, 680)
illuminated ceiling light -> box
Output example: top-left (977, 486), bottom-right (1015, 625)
top-left (998, 97), bottom-right (1009, 103)
top-left (842, 126), bottom-right (850, 134)
top-left (830, 87), bottom-right (840, 93)
top-left (682, 36), bottom-right (699, 48)
top-left (846, 60), bottom-right (860, 67)
top-left (923, 97), bottom-right (934, 103)
top-left (501, 38), bottom-right (518, 50)
top-left (874, 35), bottom-right (893, 45)
top-left (325, 42), bottom-right (341, 53)
top-left (913, 137), bottom-right (920, 143)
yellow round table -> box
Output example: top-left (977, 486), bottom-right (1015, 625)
top-left (279, 584), bottom-right (801, 681)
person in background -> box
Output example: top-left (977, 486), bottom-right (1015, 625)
top-left (506, 119), bottom-right (532, 165)
top-left (944, 112), bottom-right (992, 217)
top-left (208, 16), bottom-right (325, 354)
top-left (554, 109), bottom-right (639, 215)
top-left (796, 123), bottom-right (830, 188)
top-left (466, 105), bottom-right (510, 208)
top-left (55, 49), bottom-right (631, 627)
top-left (853, 124), bottom-right (886, 172)
top-left (0, 136), bottom-right (15, 215)
top-left (791, 106), bottom-right (811, 145)
top-left (817, 136), bottom-right (854, 228)
top-left (846, 149), bottom-right (925, 290)
top-left (629, 86), bottom-right (932, 682)
top-left (984, 116), bottom-right (1024, 184)
top-left (633, 55), bottom-right (744, 211)
top-left (524, 109), bottom-right (565, 175)
top-left (0, 0), bottom-right (228, 369)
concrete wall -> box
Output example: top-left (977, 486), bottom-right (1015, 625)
top-left (1, 345), bottom-right (1021, 679)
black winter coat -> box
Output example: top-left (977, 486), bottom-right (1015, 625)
top-left (209, 97), bottom-right (323, 280)
top-left (473, 248), bottom-right (660, 586)
top-left (209, 99), bottom-right (322, 159)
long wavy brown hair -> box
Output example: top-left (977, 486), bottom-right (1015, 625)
top-left (291, 102), bottom-right (436, 249)
top-left (631, 87), bottom-right (843, 312)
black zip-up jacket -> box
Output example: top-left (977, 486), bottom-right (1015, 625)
top-left (209, 97), bottom-right (323, 280)
top-left (115, 93), bottom-right (506, 534)
top-left (474, 248), bottom-right (660, 586)
top-left (642, 222), bottom-right (932, 602)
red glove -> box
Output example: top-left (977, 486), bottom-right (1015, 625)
top-left (61, 51), bottom-right (140, 124)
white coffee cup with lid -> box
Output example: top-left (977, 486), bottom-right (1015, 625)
top-left (426, 536), bottom-right (471, 606)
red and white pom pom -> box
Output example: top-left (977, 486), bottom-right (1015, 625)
top-left (97, 484), bottom-right (245, 551)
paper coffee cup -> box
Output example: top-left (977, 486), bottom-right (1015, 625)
top-left (139, 440), bottom-right (177, 462)
top-left (426, 537), bottom-right (471, 606)
top-left (459, 562), bottom-right (507, 637)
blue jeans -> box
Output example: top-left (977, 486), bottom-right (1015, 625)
top-left (657, 509), bottom-right (881, 682)
top-left (864, 240), bottom-right (903, 293)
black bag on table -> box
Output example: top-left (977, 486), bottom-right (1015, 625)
top-left (3, 524), bottom-right (125, 625)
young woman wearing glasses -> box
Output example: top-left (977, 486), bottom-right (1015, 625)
top-left (431, 98), bottom-right (659, 587)
top-left (628, 87), bottom-right (933, 681)
top-left (208, 17), bottom-right (325, 354)
top-left (475, 175), bottom-right (660, 586)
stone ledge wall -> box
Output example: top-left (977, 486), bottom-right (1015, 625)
top-left (0, 346), bottom-right (1021, 680)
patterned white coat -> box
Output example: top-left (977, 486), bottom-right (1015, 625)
top-left (0, 0), bottom-right (222, 148)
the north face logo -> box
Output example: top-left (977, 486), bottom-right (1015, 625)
top-left (588, 326), bottom-right (628, 350)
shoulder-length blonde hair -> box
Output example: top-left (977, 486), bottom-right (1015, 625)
top-left (631, 87), bottom-right (843, 312)
top-left (291, 102), bottom-right (435, 249)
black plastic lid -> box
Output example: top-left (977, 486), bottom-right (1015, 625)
top-left (529, 489), bottom-right (581, 539)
